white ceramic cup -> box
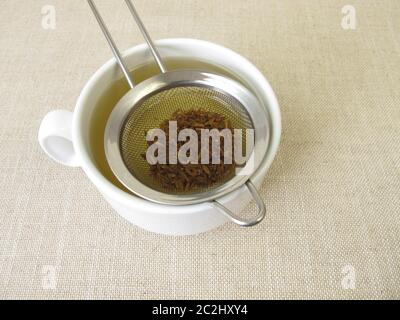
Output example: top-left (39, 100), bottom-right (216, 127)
top-left (38, 38), bottom-right (281, 236)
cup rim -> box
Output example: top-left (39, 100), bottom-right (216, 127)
top-left (73, 38), bottom-right (281, 214)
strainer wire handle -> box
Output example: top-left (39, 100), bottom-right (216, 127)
top-left (125, 0), bottom-right (167, 74)
top-left (87, 0), bottom-right (135, 89)
top-left (213, 181), bottom-right (266, 227)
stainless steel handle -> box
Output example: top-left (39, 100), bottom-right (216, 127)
top-left (87, 0), bottom-right (135, 89)
top-left (213, 181), bottom-right (266, 227)
top-left (124, 0), bottom-right (167, 74)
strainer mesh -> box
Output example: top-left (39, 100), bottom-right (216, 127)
top-left (120, 86), bottom-right (253, 194)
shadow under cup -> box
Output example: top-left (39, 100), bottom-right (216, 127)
top-left (88, 57), bottom-right (250, 194)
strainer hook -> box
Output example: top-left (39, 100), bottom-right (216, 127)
top-left (212, 181), bottom-right (266, 227)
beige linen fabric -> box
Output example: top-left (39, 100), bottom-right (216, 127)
top-left (0, 0), bottom-right (399, 300)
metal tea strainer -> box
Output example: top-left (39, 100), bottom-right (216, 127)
top-left (88, 0), bottom-right (270, 226)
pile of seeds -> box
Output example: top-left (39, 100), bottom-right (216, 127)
top-left (146, 109), bottom-right (236, 192)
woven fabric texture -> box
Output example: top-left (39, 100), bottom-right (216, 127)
top-left (0, 0), bottom-right (399, 299)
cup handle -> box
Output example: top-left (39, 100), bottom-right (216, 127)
top-left (212, 181), bottom-right (266, 227)
top-left (38, 110), bottom-right (80, 167)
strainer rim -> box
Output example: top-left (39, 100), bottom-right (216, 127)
top-left (104, 69), bottom-right (270, 205)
